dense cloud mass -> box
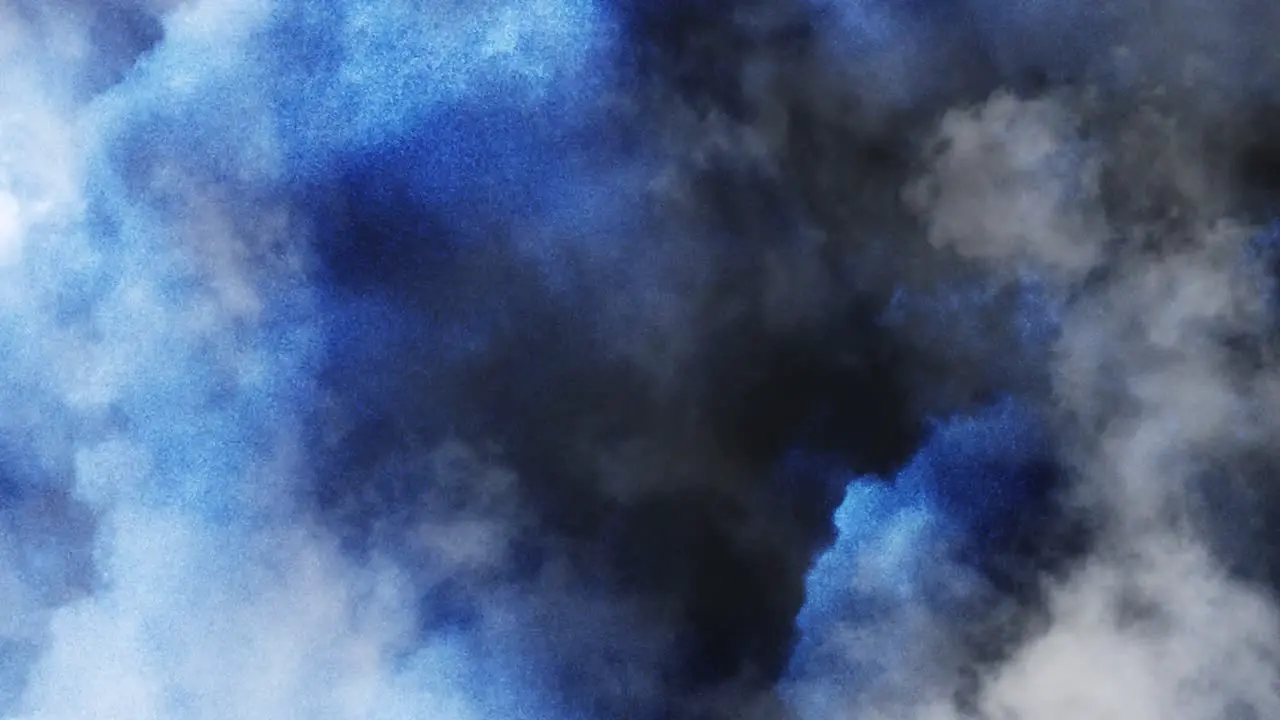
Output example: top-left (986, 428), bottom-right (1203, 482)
top-left (1, 0), bottom-right (1280, 718)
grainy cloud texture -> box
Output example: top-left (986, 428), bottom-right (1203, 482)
top-left (1, 1), bottom-right (1279, 719)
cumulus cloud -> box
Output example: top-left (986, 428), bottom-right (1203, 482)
top-left (791, 54), bottom-right (1280, 717)
top-left (904, 92), bottom-right (1109, 283)
top-left (4, 1), bottom-right (1280, 719)
top-left (0, 1), bottom-right (613, 717)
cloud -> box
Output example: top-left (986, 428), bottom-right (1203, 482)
top-left (4, 1), bottom-right (1280, 719)
top-left (904, 92), bottom-right (1108, 283)
top-left (790, 49), bottom-right (1280, 716)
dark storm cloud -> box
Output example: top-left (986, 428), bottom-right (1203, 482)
top-left (2, 1), bottom-right (1280, 719)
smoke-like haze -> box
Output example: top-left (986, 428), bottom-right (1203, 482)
top-left (2, 0), bottom-right (1280, 718)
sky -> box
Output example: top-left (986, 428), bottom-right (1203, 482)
top-left (2, 0), bottom-right (1280, 718)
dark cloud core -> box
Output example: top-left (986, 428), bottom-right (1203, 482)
top-left (1, 1), bottom-right (1280, 719)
